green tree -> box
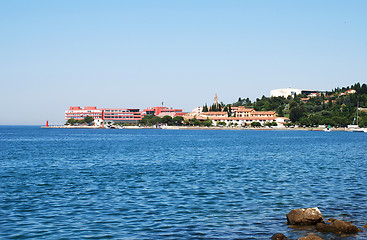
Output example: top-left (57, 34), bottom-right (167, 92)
top-left (251, 122), bottom-right (261, 127)
top-left (299, 117), bottom-right (311, 127)
top-left (359, 83), bottom-right (367, 94)
top-left (140, 115), bottom-right (154, 125)
top-left (289, 106), bottom-right (305, 123)
top-left (265, 121), bottom-right (277, 127)
top-left (227, 105), bottom-right (232, 117)
top-left (284, 123), bottom-right (293, 127)
top-left (140, 115), bottom-right (162, 126)
top-left (322, 118), bottom-right (335, 126)
top-left (67, 118), bottom-right (76, 125)
top-left (77, 119), bottom-right (86, 125)
top-left (308, 114), bottom-right (322, 126)
top-left (150, 116), bottom-right (162, 125)
top-left (210, 104), bottom-right (217, 111)
top-left (191, 118), bottom-right (200, 126)
top-left (203, 118), bottom-right (212, 127)
top-left (84, 116), bottom-right (94, 125)
top-left (245, 98), bottom-right (252, 106)
top-left (172, 116), bottom-right (184, 125)
top-left (161, 115), bottom-right (173, 124)
top-left (217, 121), bottom-right (226, 126)
top-left (359, 120), bottom-right (367, 127)
top-left (277, 106), bottom-right (284, 117)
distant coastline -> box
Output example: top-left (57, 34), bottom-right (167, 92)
top-left (59, 83), bottom-right (367, 131)
top-left (41, 125), bottom-right (351, 131)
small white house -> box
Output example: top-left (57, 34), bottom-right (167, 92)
top-left (275, 117), bottom-right (290, 124)
top-left (94, 119), bottom-right (104, 127)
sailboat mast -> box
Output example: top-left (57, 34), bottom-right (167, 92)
top-left (356, 101), bottom-right (359, 126)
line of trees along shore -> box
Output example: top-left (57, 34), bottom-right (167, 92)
top-left (139, 115), bottom-right (213, 127)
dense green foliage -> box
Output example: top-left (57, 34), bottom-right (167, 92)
top-left (139, 115), bottom-right (164, 126)
top-left (217, 121), bottom-right (226, 126)
top-left (66, 116), bottom-right (95, 126)
top-left (84, 116), bottom-right (94, 124)
top-left (202, 118), bottom-right (213, 127)
top-left (251, 122), bottom-right (261, 127)
top-left (140, 115), bottom-right (186, 126)
top-left (139, 115), bottom-right (213, 127)
top-left (229, 83), bottom-right (367, 127)
top-left (265, 122), bottom-right (278, 127)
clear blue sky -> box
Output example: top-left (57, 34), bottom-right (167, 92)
top-left (0, 1), bottom-right (366, 125)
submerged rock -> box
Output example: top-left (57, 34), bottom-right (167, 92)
top-left (287, 207), bottom-right (324, 225)
top-left (298, 233), bottom-right (324, 240)
top-left (316, 218), bottom-right (362, 234)
top-left (271, 233), bottom-right (288, 240)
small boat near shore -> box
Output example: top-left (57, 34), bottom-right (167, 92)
top-left (323, 125), bottom-right (332, 132)
top-left (350, 128), bottom-right (365, 132)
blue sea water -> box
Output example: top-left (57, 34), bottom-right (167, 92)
top-left (0, 126), bottom-right (366, 239)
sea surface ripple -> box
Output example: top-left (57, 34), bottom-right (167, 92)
top-left (0, 126), bottom-right (366, 239)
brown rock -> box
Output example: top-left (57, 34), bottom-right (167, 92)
top-left (298, 233), bottom-right (324, 240)
top-left (316, 218), bottom-right (362, 234)
top-left (271, 233), bottom-right (288, 240)
top-left (363, 224), bottom-right (367, 228)
top-left (287, 207), bottom-right (324, 225)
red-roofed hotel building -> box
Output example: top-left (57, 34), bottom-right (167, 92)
top-left (65, 106), bottom-right (142, 124)
top-left (65, 106), bottom-right (184, 124)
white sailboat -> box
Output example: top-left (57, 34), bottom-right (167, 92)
top-left (350, 103), bottom-right (365, 132)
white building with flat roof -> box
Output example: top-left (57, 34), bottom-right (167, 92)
top-left (270, 88), bottom-right (302, 98)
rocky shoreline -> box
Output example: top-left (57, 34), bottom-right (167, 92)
top-left (271, 207), bottom-right (365, 240)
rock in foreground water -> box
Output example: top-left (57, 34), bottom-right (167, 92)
top-left (316, 218), bottom-right (362, 234)
top-left (298, 233), bottom-right (324, 240)
top-left (287, 207), bottom-right (324, 225)
top-left (271, 233), bottom-right (288, 239)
